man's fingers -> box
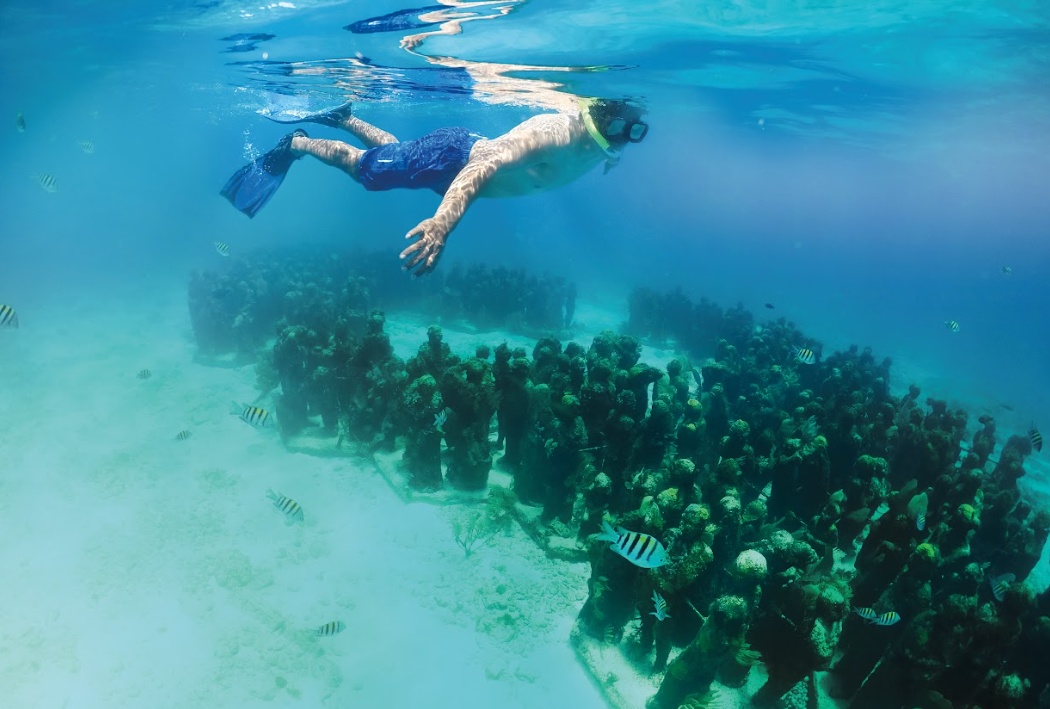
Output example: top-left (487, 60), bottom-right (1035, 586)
top-left (400, 240), bottom-right (423, 259)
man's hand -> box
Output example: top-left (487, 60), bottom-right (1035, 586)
top-left (400, 218), bottom-right (448, 277)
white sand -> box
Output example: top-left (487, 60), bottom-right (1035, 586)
top-left (0, 285), bottom-right (606, 709)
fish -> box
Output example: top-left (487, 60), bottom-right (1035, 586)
top-left (853, 607), bottom-right (900, 626)
top-left (231, 401), bottom-right (275, 428)
top-left (315, 620), bottom-right (346, 637)
top-left (650, 590), bottom-right (670, 621)
top-left (0, 304), bottom-right (18, 329)
top-left (764, 303), bottom-right (775, 309)
top-left (795, 347), bottom-right (816, 365)
top-left (1029, 427), bottom-right (1043, 453)
top-left (214, 241), bottom-right (230, 257)
top-left (267, 489), bottom-right (305, 523)
top-left (137, 369), bottom-right (152, 380)
top-left (916, 513), bottom-right (925, 531)
top-left (16, 111), bottom-right (25, 132)
top-left (945, 320), bottom-right (960, 333)
top-left (990, 572), bottom-right (1015, 602)
top-left (690, 367), bottom-right (704, 398)
top-left (175, 429), bottom-right (192, 441)
top-left (433, 408), bottom-right (448, 433)
top-left (78, 140), bottom-right (94, 154)
top-left (32, 173), bottom-right (57, 193)
top-left (1002, 265), bottom-right (1012, 275)
top-left (596, 519), bottom-right (668, 568)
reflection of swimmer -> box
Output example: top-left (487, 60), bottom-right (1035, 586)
top-left (221, 99), bottom-right (648, 276)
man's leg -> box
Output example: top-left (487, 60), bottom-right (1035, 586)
top-left (340, 115), bottom-right (399, 148)
top-left (291, 135), bottom-right (365, 179)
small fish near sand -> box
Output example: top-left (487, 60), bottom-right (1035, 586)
top-left (16, 111), bottom-right (25, 132)
top-left (231, 401), bottom-right (275, 429)
top-left (214, 241), bottom-right (230, 257)
top-left (32, 173), bottom-right (57, 193)
top-left (315, 620), bottom-right (346, 638)
top-left (266, 489), bottom-right (304, 523)
top-left (945, 320), bottom-right (960, 333)
top-left (78, 140), bottom-right (94, 154)
top-left (175, 429), bottom-right (192, 441)
top-left (136, 369), bottom-right (152, 380)
top-left (853, 607), bottom-right (901, 626)
top-left (0, 304), bottom-right (18, 329)
top-left (650, 591), bottom-right (670, 621)
top-left (794, 346), bottom-right (816, 365)
top-left (1001, 265), bottom-right (1013, 275)
top-left (597, 519), bottom-right (668, 569)
top-left (1029, 426), bottom-right (1043, 453)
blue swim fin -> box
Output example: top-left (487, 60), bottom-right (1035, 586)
top-left (264, 101), bottom-right (353, 128)
top-left (220, 130), bottom-right (306, 218)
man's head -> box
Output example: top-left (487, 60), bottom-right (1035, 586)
top-left (582, 98), bottom-right (649, 149)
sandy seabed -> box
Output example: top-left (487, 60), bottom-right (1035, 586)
top-left (0, 285), bottom-right (608, 709)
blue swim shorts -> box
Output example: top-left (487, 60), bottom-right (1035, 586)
top-left (357, 126), bottom-right (483, 194)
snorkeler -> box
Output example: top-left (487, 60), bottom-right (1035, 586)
top-left (219, 99), bottom-right (648, 276)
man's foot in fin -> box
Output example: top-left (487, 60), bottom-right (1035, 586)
top-left (265, 101), bottom-right (353, 129)
top-left (220, 129), bottom-right (307, 218)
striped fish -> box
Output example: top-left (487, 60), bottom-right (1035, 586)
top-left (1029, 427), bottom-right (1043, 453)
top-left (32, 173), bottom-right (57, 193)
top-left (597, 519), bottom-right (668, 568)
top-left (231, 401), bottom-right (274, 428)
top-left (79, 140), bottom-right (94, 154)
top-left (175, 429), bottom-right (192, 441)
top-left (16, 111), bottom-right (25, 132)
top-left (137, 369), bottom-right (152, 380)
top-left (916, 513), bottom-right (925, 532)
top-left (854, 607), bottom-right (900, 626)
top-left (945, 320), bottom-right (960, 333)
top-left (795, 347), bottom-right (815, 365)
top-left (0, 304), bottom-right (18, 329)
top-left (650, 591), bottom-right (670, 621)
top-left (990, 573), bottom-right (1015, 602)
top-left (315, 620), bottom-right (345, 637)
top-left (214, 241), bottom-right (230, 257)
top-left (267, 489), bottom-right (304, 523)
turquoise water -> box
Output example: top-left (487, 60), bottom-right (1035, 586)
top-left (3, 0), bottom-right (1048, 423)
top-left (2, 1), bottom-right (1049, 707)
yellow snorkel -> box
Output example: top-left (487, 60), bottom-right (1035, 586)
top-left (578, 98), bottom-right (614, 155)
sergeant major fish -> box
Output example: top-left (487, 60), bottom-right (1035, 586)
top-left (315, 620), bottom-right (345, 637)
top-left (79, 140), bottom-right (94, 154)
top-left (214, 241), bottom-right (230, 257)
top-left (32, 173), bottom-right (57, 193)
top-left (945, 320), bottom-right (960, 333)
top-left (596, 519), bottom-right (668, 569)
top-left (650, 591), bottom-right (670, 621)
top-left (990, 572), bottom-right (1015, 602)
top-left (794, 347), bottom-right (815, 365)
top-left (231, 401), bottom-right (275, 428)
top-left (1029, 426), bottom-right (1043, 453)
top-left (0, 303), bottom-right (18, 329)
top-left (853, 607), bottom-right (900, 626)
top-left (267, 489), bottom-right (304, 523)
top-left (16, 111), bottom-right (25, 132)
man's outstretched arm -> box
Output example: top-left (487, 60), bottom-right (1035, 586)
top-left (400, 113), bottom-right (578, 276)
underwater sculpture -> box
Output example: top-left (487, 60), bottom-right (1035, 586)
top-left (191, 269), bottom-right (1050, 708)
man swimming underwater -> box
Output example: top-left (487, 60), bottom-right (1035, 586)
top-left (220, 98), bottom-right (648, 276)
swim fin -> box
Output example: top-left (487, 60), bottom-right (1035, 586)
top-left (264, 101), bottom-right (353, 128)
top-left (220, 129), bottom-right (306, 218)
